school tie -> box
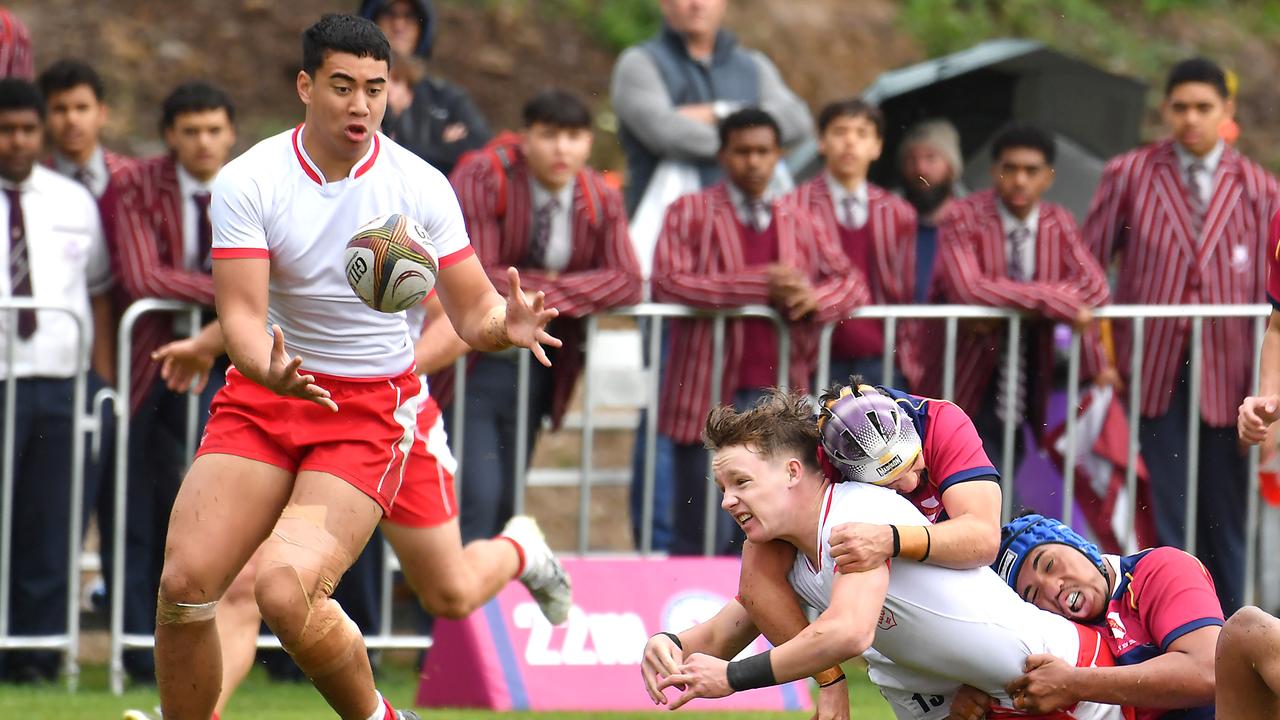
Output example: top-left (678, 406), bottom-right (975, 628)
top-left (840, 195), bottom-right (865, 229)
top-left (193, 191), bottom-right (213, 271)
top-left (748, 198), bottom-right (770, 231)
top-left (1186, 160), bottom-right (1207, 238)
top-left (4, 188), bottom-right (35, 339)
top-left (1007, 226), bottom-right (1033, 282)
top-left (997, 225), bottom-right (1034, 423)
top-left (526, 196), bottom-right (559, 268)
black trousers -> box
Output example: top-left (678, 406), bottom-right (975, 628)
top-left (0, 377), bottom-right (90, 681)
top-left (1139, 367), bottom-right (1245, 614)
top-left (444, 353), bottom-right (554, 543)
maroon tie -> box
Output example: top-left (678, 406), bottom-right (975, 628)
top-left (5, 188), bottom-right (35, 338)
top-left (193, 191), bottom-right (213, 271)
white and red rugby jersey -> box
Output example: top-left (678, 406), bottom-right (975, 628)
top-left (210, 124), bottom-right (474, 378)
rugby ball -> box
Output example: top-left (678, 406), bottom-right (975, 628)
top-left (345, 213), bottom-right (439, 313)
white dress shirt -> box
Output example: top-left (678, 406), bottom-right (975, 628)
top-left (0, 165), bottom-right (109, 378)
top-left (997, 201), bottom-right (1040, 282)
top-left (1173, 139), bottom-right (1224, 209)
top-left (824, 172), bottom-right (869, 229)
top-left (177, 163), bottom-right (216, 271)
top-left (528, 176), bottom-right (575, 273)
top-left (727, 182), bottom-right (774, 231)
top-left (51, 145), bottom-right (110, 200)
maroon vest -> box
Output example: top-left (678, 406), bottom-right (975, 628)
top-left (831, 222), bottom-right (884, 360)
top-left (736, 217), bottom-right (780, 390)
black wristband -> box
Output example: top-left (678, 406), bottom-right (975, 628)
top-left (726, 649), bottom-right (777, 691)
top-left (657, 632), bottom-right (682, 650)
top-left (889, 524), bottom-right (901, 558)
top-left (921, 526), bottom-right (932, 562)
top-left (818, 673), bottom-right (847, 688)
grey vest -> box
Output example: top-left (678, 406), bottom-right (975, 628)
top-left (619, 25), bottom-right (761, 214)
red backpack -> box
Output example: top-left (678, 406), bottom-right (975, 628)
top-left (454, 130), bottom-right (602, 226)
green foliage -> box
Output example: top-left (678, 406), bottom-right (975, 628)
top-left (896, 0), bottom-right (1206, 80)
top-left (440, 0), bottom-right (661, 52)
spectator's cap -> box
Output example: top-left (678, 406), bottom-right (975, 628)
top-left (993, 514), bottom-right (1106, 590)
top-left (359, 0), bottom-right (435, 59)
top-left (816, 383), bottom-right (921, 486)
top-left (0, 8), bottom-right (33, 81)
top-left (898, 118), bottom-right (963, 177)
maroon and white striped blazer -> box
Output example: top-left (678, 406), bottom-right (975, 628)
top-left (113, 156), bottom-right (215, 412)
top-left (431, 147), bottom-right (643, 427)
top-left (920, 190), bottom-right (1108, 426)
top-left (652, 183), bottom-right (868, 443)
top-left (1082, 139), bottom-right (1280, 425)
top-left (790, 175), bottom-right (922, 384)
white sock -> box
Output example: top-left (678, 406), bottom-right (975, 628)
top-left (364, 691), bottom-right (389, 720)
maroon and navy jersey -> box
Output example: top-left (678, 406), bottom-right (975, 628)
top-left (1101, 547), bottom-right (1222, 720)
top-left (880, 386), bottom-right (999, 522)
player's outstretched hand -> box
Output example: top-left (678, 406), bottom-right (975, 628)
top-left (1005, 653), bottom-right (1077, 714)
top-left (657, 653), bottom-right (732, 711)
top-left (829, 522), bottom-right (893, 573)
top-left (504, 267), bottom-right (562, 367)
top-left (265, 324), bottom-right (338, 412)
top-left (947, 685), bottom-right (992, 720)
top-left (813, 675), bottom-right (849, 720)
top-left (153, 337), bottom-right (215, 394)
top-left (641, 633), bottom-right (685, 705)
top-left (1238, 394), bottom-right (1280, 445)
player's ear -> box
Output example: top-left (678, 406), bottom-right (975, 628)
top-left (297, 71), bottom-right (313, 106)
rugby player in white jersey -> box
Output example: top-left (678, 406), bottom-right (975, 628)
top-left (153, 14), bottom-right (561, 720)
top-left (134, 296), bottom-right (566, 720)
top-left (639, 390), bottom-right (1128, 720)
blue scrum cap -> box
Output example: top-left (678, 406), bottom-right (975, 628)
top-left (992, 514), bottom-right (1105, 589)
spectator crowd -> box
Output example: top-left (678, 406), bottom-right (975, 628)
top-left (0, 0), bottom-right (1274, 688)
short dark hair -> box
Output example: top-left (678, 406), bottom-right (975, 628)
top-left (817, 98), bottom-right (884, 137)
top-left (1165, 57), bottom-right (1228, 99)
top-left (522, 88), bottom-right (591, 130)
top-left (303, 14), bottom-right (392, 77)
top-left (161, 81), bottom-right (235, 130)
top-left (0, 78), bottom-right (44, 120)
top-left (718, 108), bottom-right (781, 152)
top-left (37, 59), bottom-right (105, 102)
top-left (991, 124), bottom-right (1056, 166)
top-left (703, 388), bottom-right (822, 473)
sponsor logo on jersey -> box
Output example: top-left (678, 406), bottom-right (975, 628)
top-left (877, 608), bottom-right (897, 630)
top-left (1106, 610), bottom-right (1128, 640)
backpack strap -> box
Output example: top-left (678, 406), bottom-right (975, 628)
top-left (576, 169), bottom-right (602, 227)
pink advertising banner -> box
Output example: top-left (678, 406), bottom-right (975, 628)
top-left (417, 556), bottom-right (813, 712)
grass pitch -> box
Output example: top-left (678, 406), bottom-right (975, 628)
top-left (0, 657), bottom-right (896, 719)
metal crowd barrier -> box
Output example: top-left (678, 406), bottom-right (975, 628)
top-left (108, 300), bottom-right (431, 695)
top-left (93, 297), bottom-right (1273, 693)
top-left (0, 299), bottom-right (97, 691)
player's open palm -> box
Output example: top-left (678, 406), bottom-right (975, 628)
top-left (504, 266), bottom-right (562, 367)
top-left (1006, 653), bottom-right (1077, 713)
top-left (659, 652), bottom-right (733, 710)
top-left (1238, 394), bottom-right (1280, 445)
top-left (264, 324), bottom-right (338, 412)
top-left (830, 522), bottom-right (893, 573)
top-left (153, 337), bottom-right (215, 394)
top-left (641, 634), bottom-right (685, 705)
